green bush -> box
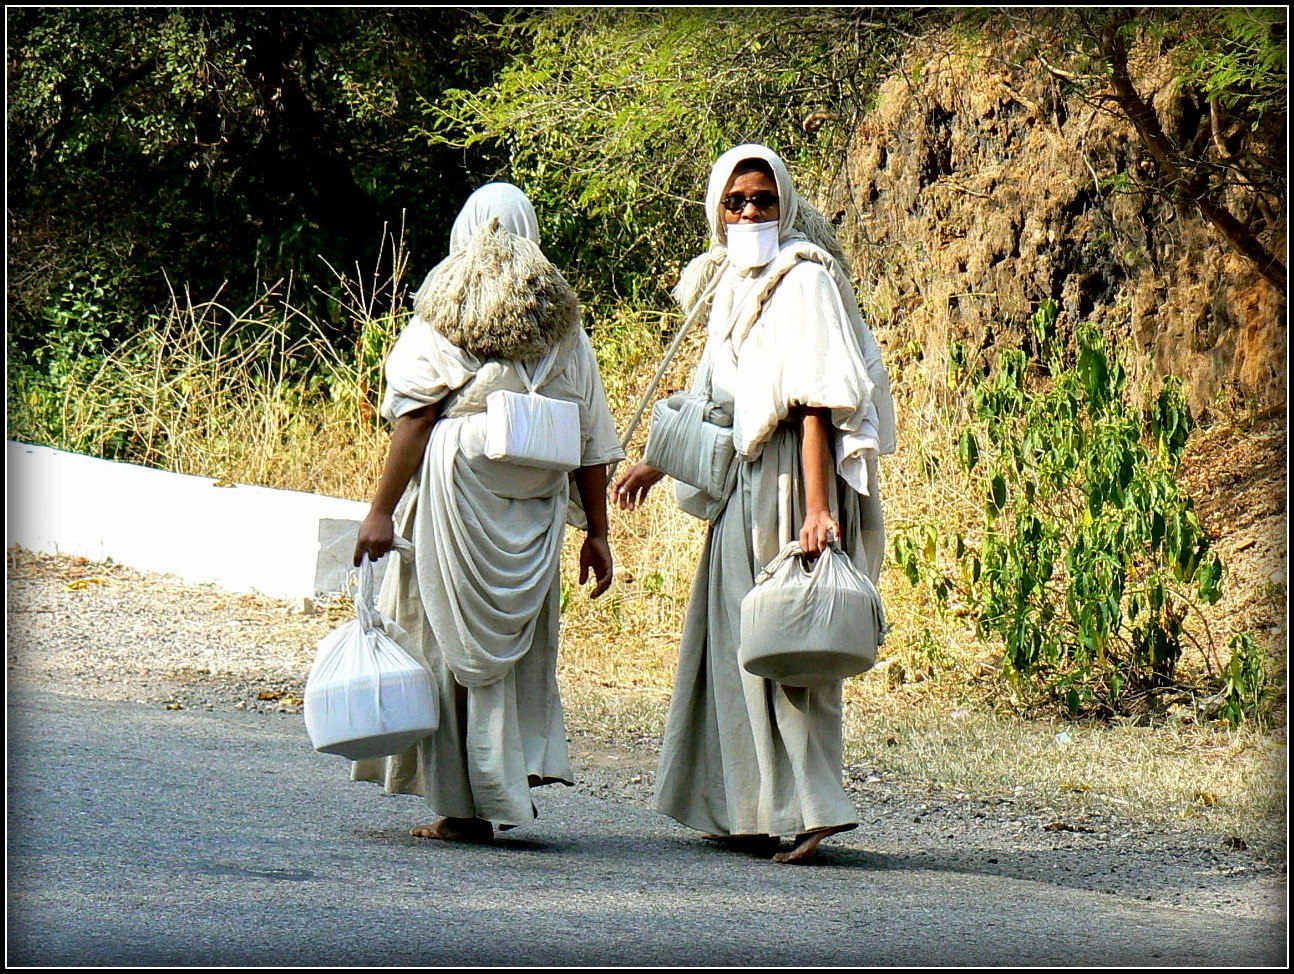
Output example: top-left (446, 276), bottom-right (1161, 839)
top-left (894, 307), bottom-right (1242, 718)
top-left (1220, 633), bottom-right (1272, 729)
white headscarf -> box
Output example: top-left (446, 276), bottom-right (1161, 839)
top-left (676, 143), bottom-right (852, 309)
top-left (704, 143), bottom-right (801, 248)
top-left (449, 182), bottom-right (540, 253)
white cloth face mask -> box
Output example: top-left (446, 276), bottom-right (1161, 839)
top-left (725, 220), bottom-right (780, 270)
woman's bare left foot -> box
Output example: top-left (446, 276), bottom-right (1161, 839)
top-left (410, 817), bottom-right (493, 844)
top-left (772, 824), bottom-right (856, 864)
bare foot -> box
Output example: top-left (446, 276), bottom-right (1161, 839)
top-left (771, 823), bottom-right (857, 864)
top-left (410, 817), bottom-right (493, 845)
top-left (703, 833), bottom-right (782, 856)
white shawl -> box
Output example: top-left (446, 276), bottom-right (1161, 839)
top-left (449, 181), bottom-right (540, 252)
top-left (676, 144), bottom-right (896, 495)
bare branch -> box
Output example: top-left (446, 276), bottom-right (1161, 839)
top-left (1207, 98), bottom-right (1243, 163)
top-left (1100, 22), bottom-right (1287, 294)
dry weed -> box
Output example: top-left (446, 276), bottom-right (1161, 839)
top-left (22, 253), bottom-right (1282, 835)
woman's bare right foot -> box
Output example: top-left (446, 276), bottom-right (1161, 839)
top-left (772, 823), bottom-right (856, 864)
top-left (411, 817), bottom-right (493, 844)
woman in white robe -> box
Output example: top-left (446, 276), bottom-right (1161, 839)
top-left (352, 182), bottom-right (625, 844)
top-left (613, 145), bottom-right (896, 862)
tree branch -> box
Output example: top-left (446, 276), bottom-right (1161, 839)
top-left (1099, 23), bottom-right (1286, 294)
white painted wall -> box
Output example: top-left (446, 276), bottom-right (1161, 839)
top-left (6, 441), bottom-right (374, 599)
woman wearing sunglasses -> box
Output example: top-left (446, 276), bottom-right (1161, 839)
top-left (613, 144), bottom-right (896, 862)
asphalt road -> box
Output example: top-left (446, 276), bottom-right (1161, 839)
top-left (6, 691), bottom-right (1285, 967)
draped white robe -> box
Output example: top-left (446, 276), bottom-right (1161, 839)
top-left (654, 144), bottom-right (892, 838)
top-left (351, 319), bottom-right (623, 826)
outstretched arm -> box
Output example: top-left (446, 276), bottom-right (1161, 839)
top-left (574, 463), bottom-right (614, 598)
top-left (353, 403), bottom-right (440, 565)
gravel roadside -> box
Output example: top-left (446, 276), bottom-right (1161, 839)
top-left (6, 547), bottom-right (1286, 931)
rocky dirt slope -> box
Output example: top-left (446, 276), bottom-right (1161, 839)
top-left (827, 33), bottom-right (1285, 420)
top-left (817, 30), bottom-right (1287, 682)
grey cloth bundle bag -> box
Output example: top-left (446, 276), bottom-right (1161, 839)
top-left (739, 541), bottom-right (886, 687)
top-left (642, 362), bottom-right (738, 520)
top-left (616, 270), bottom-right (734, 519)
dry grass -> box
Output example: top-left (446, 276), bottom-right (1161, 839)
top-left (15, 268), bottom-right (1284, 848)
top-left (13, 233), bottom-right (412, 504)
top-left (558, 680), bottom-right (1286, 860)
top-left (843, 701), bottom-right (1286, 856)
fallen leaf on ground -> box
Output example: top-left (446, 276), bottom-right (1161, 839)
top-left (1044, 820), bottom-right (1098, 833)
top-left (65, 577), bottom-right (108, 591)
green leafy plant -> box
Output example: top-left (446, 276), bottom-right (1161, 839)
top-left (418, 8), bottom-right (918, 316)
top-left (1219, 632), bottom-right (1270, 729)
top-left (894, 314), bottom-right (1229, 717)
top-left (7, 8), bottom-right (497, 355)
top-left (1177, 8), bottom-right (1286, 125)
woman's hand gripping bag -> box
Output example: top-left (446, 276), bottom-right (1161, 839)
top-left (304, 553), bottom-right (438, 760)
top-left (739, 542), bottom-right (886, 687)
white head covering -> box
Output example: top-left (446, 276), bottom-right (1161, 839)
top-left (704, 143), bottom-right (801, 248)
top-left (449, 182), bottom-right (540, 253)
top-left (675, 142), bottom-right (850, 310)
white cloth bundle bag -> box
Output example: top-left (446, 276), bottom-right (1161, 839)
top-left (304, 550), bottom-right (439, 760)
top-left (739, 541), bottom-right (886, 687)
top-left (485, 343), bottom-right (581, 471)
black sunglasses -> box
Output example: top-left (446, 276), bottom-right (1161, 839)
top-left (720, 192), bottom-right (780, 214)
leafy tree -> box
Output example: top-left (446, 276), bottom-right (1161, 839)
top-left (981, 8), bottom-right (1287, 294)
top-left (7, 8), bottom-right (505, 358)
top-left (419, 8), bottom-right (923, 314)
